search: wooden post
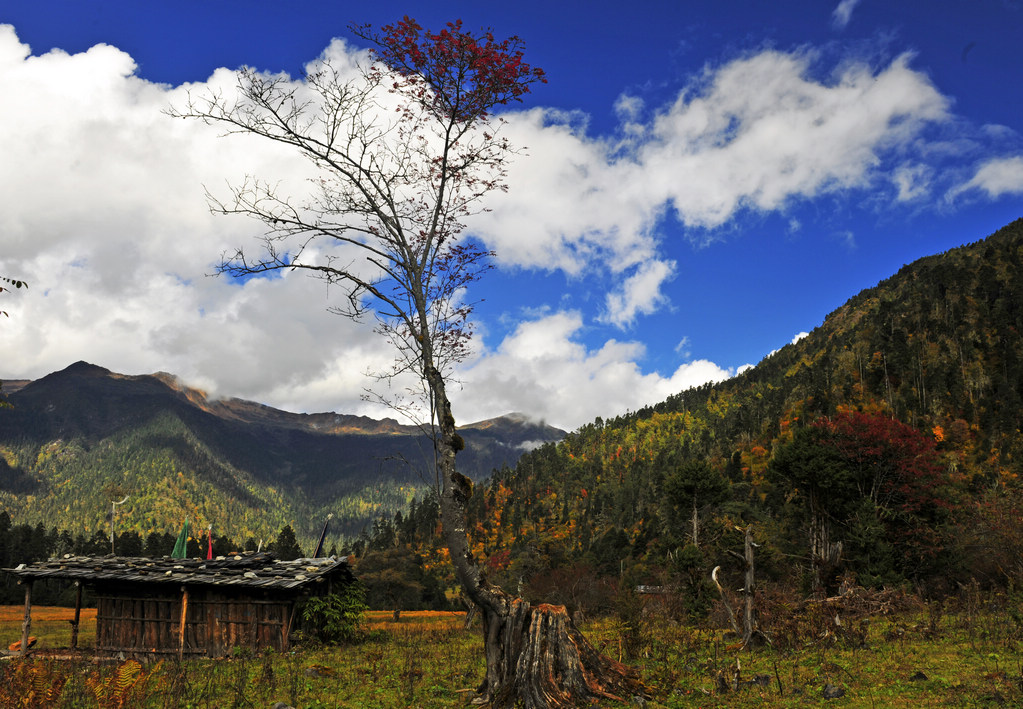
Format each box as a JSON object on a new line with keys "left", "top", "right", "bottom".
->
{"left": 20, "top": 579, "right": 32, "bottom": 657}
{"left": 178, "top": 586, "right": 189, "bottom": 660}
{"left": 711, "top": 566, "right": 741, "bottom": 637}
{"left": 283, "top": 601, "right": 297, "bottom": 651}
{"left": 70, "top": 581, "right": 83, "bottom": 649}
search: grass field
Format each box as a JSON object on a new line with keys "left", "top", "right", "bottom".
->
{"left": 0, "top": 593, "right": 1021, "bottom": 707}
{"left": 0, "top": 605, "right": 97, "bottom": 650}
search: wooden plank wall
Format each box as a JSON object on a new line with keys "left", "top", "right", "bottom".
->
{"left": 95, "top": 587, "right": 292, "bottom": 659}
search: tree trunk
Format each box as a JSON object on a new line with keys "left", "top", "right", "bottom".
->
{"left": 429, "top": 366, "right": 646, "bottom": 707}
{"left": 809, "top": 493, "right": 842, "bottom": 595}
{"left": 691, "top": 495, "right": 699, "bottom": 548}
{"left": 711, "top": 566, "right": 741, "bottom": 638}
{"left": 714, "top": 527, "right": 769, "bottom": 650}
{"left": 741, "top": 525, "right": 756, "bottom": 649}
{"left": 474, "top": 598, "right": 643, "bottom": 708}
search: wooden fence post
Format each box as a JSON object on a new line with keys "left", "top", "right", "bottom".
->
{"left": 20, "top": 579, "right": 33, "bottom": 657}
{"left": 70, "top": 581, "right": 82, "bottom": 649}
{"left": 178, "top": 586, "right": 189, "bottom": 660}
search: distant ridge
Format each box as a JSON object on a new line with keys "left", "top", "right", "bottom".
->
{"left": 0, "top": 362, "right": 565, "bottom": 544}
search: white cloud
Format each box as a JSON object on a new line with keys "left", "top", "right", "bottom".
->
{"left": 0, "top": 26, "right": 383, "bottom": 416}
{"left": 472, "top": 49, "right": 951, "bottom": 325}
{"left": 614, "top": 93, "right": 644, "bottom": 123}
{"left": 834, "top": 230, "right": 857, "bottom": 250}
{"left": 452, "top": 311, "right": 734, "bottom": 429}
{"left": 892, "top": 163, "right": 933, "bottom": 201}
{"left": 602, "top": 258, "right": 676, "bottom": 327}
{"left": 482, "top": 52, "right": 951, "bottom": 248}
{"left": 831, "top": 0, "right": 861, "bottom": 30}
{"left": 950, "top": 156, "right": 1023, "bottom": 198}
{"left": 472, "top": 108, "right": 663, "bottom": 277}
{"left": 639, "top": 51, "right": 950, "bottom": 229}
{"left": 764, "top": 331, "right": 810, "bottom": 360}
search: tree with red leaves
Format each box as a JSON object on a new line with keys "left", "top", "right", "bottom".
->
{"left": 172, "top": 17, "right": 644, "bottom": 707}
{"left": 819, "top": 410, "right": 952, "bottom": 582}
{"left": 771, "top": 410, "right": 952, "bottom": 591}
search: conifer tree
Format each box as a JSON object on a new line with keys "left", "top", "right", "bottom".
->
{"left": 272, "top": 524, "right": 304, "bottom": 560}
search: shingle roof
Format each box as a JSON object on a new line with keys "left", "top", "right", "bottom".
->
{"left": 4, "top": 551, "right": 353, "bottom": 592}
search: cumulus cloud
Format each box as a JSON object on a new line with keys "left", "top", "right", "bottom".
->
{"left": 831, "top": 0, "right": 861, "bottom": 30}
{"left": 472, "top": 108, "right": 663, "bottom": 276}
{"left": 452, "top": 311, "right": 735, "bottom": 429}
{"left": 602, "top": 258, "right": 676, "bottom": 327}
{"left": 0, "top": 26, "right": 375, "bottom": 410}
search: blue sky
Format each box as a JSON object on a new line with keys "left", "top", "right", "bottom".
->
{"left": 1, "top": 1, "right": 1021, "bottom": 430}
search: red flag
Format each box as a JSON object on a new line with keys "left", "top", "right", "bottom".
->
{"left": 206, "top": 526, "right": 214, "bottom": 560}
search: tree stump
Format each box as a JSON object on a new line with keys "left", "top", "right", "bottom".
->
{"left": 474, "top": 598, "right": 646, "bottom": 708}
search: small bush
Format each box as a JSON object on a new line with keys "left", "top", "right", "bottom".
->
{"left": 301, "top": 582, "right": 368, "bottom": 644}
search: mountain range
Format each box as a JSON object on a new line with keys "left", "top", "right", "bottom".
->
{"left": 0, "top": 362, "right": 564, "bottom": 545}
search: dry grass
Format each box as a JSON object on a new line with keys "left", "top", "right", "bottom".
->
{"left": 364, "top": 610, "right": 463, "bottom": 633}
{"left": 0, "top": 606, "right": 97, "bottom": 651}
{"left": 0, "top": 606, "right": 97, "bottom": 624}
{"left": 0, "top": 599, "right": 1021, "bottom": 707}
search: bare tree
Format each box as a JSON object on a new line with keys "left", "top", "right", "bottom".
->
{"left": 171, "top": 17, "right": 644, "bottom": 707}
{"left": 0, "top": 276, "right": 27, "bottom": 409}
{"left": 0, "top": 276, "right": 27, "bottom": 320}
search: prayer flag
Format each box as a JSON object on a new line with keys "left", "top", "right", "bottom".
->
{"left": 171, "top": 519, "right": 189, "bottom": 559}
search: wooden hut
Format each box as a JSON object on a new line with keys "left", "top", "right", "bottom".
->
{"left": 4, "top": 551, "right": 355, "bottom": 660}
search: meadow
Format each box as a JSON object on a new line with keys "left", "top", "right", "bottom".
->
{"left": 0, "top": 589, "right": 1021, "bottom": 708}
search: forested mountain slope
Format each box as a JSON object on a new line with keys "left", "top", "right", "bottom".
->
{"left": 0, "top": 362, "right": 564, "bottom": 545}
{"left": 449, "top": 218, "right": 1023, "bottom": 605}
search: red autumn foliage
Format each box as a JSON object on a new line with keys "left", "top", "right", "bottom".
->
{"left": 355, "top": 16, "right": 546, "bottom": 124}
{"left": 813, "top": 410, "right": 950, "bottom": 517}
{"left": 812, "top": 410, "right": 954, "bottom": 569}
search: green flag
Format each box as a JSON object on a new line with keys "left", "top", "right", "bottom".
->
{"left": 171, "top": 519, "right": 189, "bottom": 559}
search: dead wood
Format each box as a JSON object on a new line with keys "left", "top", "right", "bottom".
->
{"left": 474, "top": 598, "right": 647, "bottom": 708}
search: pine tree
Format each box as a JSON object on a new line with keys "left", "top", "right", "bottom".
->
{"left": 272, "top": 524, "right": 304, "bottom": 559}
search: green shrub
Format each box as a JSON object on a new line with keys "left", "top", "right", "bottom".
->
{"left": 301, "top": 582, "right": 368, "bottom": 643}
